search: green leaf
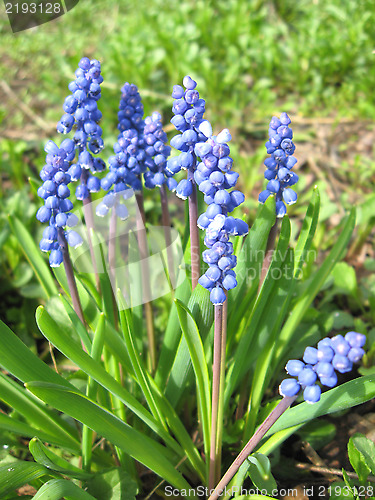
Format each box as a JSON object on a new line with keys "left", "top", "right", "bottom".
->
{"left": 33, "top": 478, "right": 97, "bottom": 500}
{"left": 266, "top": 375, "right": 375, "bottom": 438}
{"left": 329, "top": 480, "right": 355, "bottom": 500}
{"left": 230, "top": 196, "right": 276, "bottom": 320}
{"left": 85, "top": 467, "right": 138, "bottom": 500}
{"left": 35, "top": 306, "right": 183, "bottom": 456}
{"left": 348, "top": 433, "right": 375, "bottom": 479}
{"left": 294, "top": 188, "right": 320, "bottom": 277}
{"left": 8, "top": 216, "right": 57, "bottom": 299}
{"left": 274, "top": 208, "right": 356, "bottom": 365}
{"left": 0, "top": 319, "right": 80, "bottom": 451}
{"left": 117, "top": 292, "right": 167, "bottom": 428}
{"left": 165, "top": 284, "right": 213, "bottom": 407}
{"left": 0, "top": 372, "right": 79, "bottom": 453}
{"left": 246, "top": 453, "right": 277, "bottom": 494}
{"left": 26, "top": 382, "right": 192, "bottom": 491}
{"left": 332, "top": 262, "right": 358, "bottom": 296}
{"left": 59, "top": 294, "right": 92, "bottom": 351}
{"left": 0, "top": 411, "right": 75, "bottom": 453}
{"left": 297, "top": 420, "right": 336, "bottom": 450}
{"left": 29, "top": 438, "right": 93, "bottom": 480}
{"left": 0, "top": 461, "right": 53, "bottom": 497}
{"left": 243, "top": 247, "right": 295, "bottom": 441}
{"left": 155, "top": 277, "right": 191, "bottom": 388}
{"left": 225, "top": 216, "right": 291, "bottom": 406}
{"left": 174, "top": 298, "right": 211, "bottom": 464}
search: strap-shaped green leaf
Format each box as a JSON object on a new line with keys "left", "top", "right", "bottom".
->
{"left": 225, "top": 216, "right": 291, "bottom": 406}
{"left": 33, "top": 478, "right": 97, "bottom": 500}
{"left": 174, "top": 299, "right": 211, "bottom": 466}
{"left": 35, "top": 306, "right": 183, "bottom": 457}
{"left": 243, "top": 248, "right": 295, "bottom": 441}
{"left": 26, "top": 382, "right": 192, "bottom": 492}
{"left": 0, "top": 372, "right": 79, "bottom": 452}
{"left": 8, "top": 216, "right": 57, "bottom": 300}
{"left": 29, "top": 437, "right": 93, "bottom": 480}
{"left": 0, "top": 318, "right": 80, "bottom": 449}
{"left": 165, "top": 284, "right": 213, "bottom": 407}
{"left": 0, "top": 412, "right": 79, "bottom": 452}
{"left": 0, "top": 461, "right": 55, "bottom": 497}
{"left": 294, "top": 187, "right": 320, "bottom": 276}
{"left": 229, "top": 196, "right": 276, "bottom": 330}
{"left": 266, "top": 375, "right": 375, "bottom": 437}
{"left": 274, "top": 207, "right": 356, "bottom": 364}
{"left": 155, "top": 277, "right": 191, "bottom": 388}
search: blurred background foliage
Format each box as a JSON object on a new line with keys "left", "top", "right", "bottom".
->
{"left": 1, "top": 0, "right": 375, "bottom": 350}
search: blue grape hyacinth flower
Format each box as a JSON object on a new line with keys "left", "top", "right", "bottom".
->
{"left": 36, "top": 139, "right": 83, "bottom": 267}
{"left": 57, "top": 57, "right": 105, "bottom": 201}
{"left": 168, "top": 76, "right": 213, "bottom": 200}
{"left": 279, "top": 332, "right": 366, "bottom": 404}
{"left": 259, "top": 113, "right": 298, "bottom": 218}
{"left": 143, "top": 112, "right": 176, "bottom": 192}
{"left": 195, "top": 129, "right": 248, "bottom": 305}
{"left": 96, "top": 83, "right": 150, "bottom": 219}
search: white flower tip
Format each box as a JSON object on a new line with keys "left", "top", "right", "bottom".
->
{"left": 198, "top": 120, "right": 213, "bottom": 138}
{"left": 217, "top": 129, "right": 232, "bottom": 144}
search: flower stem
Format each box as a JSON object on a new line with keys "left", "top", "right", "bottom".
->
{"left": 188, "top": 169, "right": 200, "bottom": 289}
{"left": 160, "top": 184, "right": 175, "bottom": 286}
{"left": 108, "top": 210, "right": 119, "bottom": 330}
{"left": 108, "top": 209, "right": 117, "bottom": 278}
{"left": 209, "top": 304, "right": 224, "bottom": 491}
{"left": 207, "top": 395, "right": 297, "bottom": 500}
{"left": 57, "top": 228, "right": 85, "bottom": 325}
{"left": 258, "top": 220, "right": 280, "bottom": 292}
{"left": 81, "top": 169, "right": 100, "bottom": 291}
{"left": 135, "top": 192, "right": 156, "bottom": 375}
{"left": 215, "top": 297, "right": 228, "bottom": 482}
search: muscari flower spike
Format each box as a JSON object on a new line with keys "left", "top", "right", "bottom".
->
{"left": 168, "top": 75, "right": 213, "bottom": 199}
{"left": 36, "top": 139, "right": 83, "bottom": 267}
{"left": 259, "top": 113, "right": 298, "bottom": 218}
{"left": 57, "top": 57, "right": 106, "bottom": 201}
{"left": 195, "top": 129, "right": 249, "bottom": 305}
{"left": 96, "top": 83, "right": 151, "bottom": 219}
{"left": 279, "top": 332, "right": 366, "bottom": 404}
{"left": 143, "top": 112, "right": 176, "bottom": 192}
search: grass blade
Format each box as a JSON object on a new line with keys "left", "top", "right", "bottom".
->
{"left": 8, "top": 216, "right": 57, "bottom": 299}
{"left": 0, "top": 461, "right": 54, "bottom": 497}
{"left": 265, "top": 375, "right": 375, "bottom": 437}
{"left": 174, "top": 298, "right": 211, "bottom": 470}
{"left": 33, "top": 478, "right": 97, "bottom": 500}
{"left": 29, "top": 437, "right": 93, "bottom": 480}
{"left": 35, "top": 306, "right": 183, "bottom": 456}
{"left": 26, "top": 382, "right": 192, "bottom": 492}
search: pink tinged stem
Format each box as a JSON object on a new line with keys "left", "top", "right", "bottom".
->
{"left": 135, "top": 192, "right": 156, "bottom": 374}
{"left": 258, "top": 220, "right": 280, "bottom": 292}
{"left": 208, "top": 395, "right": 297, "bottom": 500}
{"left": 209, "top": 304, "right": 224, "bottom": 491}
{"left": 188, "top": 169, "right": 200, "bottom": 289}
{"left": 57, "top": 228, "right": 85, "bottom": 325}
{"left": 80, "top": 169, "right": 100, "bottom": 291}
{"left": 160, "top": 184, "right": 175, "bottom": 286}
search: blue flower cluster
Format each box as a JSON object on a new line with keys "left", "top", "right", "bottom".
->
{"left": 279, "top": 332, "right": 366, "bottom": 404}
{"left": 57, "top": 57, "right": 105, "bottom": 201}
{"left": 195, "top": 129, "right": 249, "bottom": 305}
{"left": 167, "top": 75, "right": 212, "bottom": 200}
{"left": 143, "top": 112, "right": 176, "bottom": 191}
{"left": 96, "top": 83, "right": 149, "bottom": 219}
{"left": 259, "top": 113, "right": 298, "bottom": 218}
{"left": 36, "top": 140, "right": 82, "bottom": 267}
